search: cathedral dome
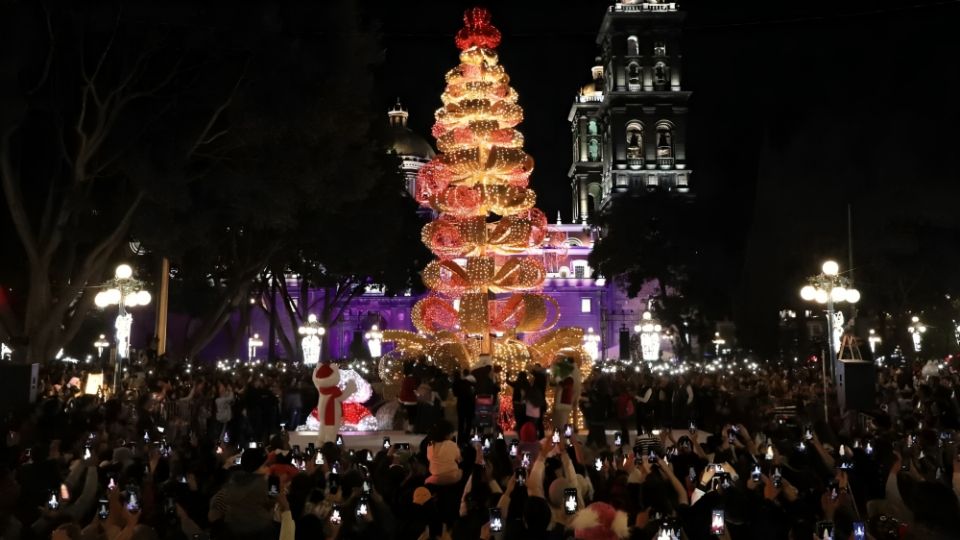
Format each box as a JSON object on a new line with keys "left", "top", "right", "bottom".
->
{"left": 386, "top": 101, "right": 435, "bottom": 160}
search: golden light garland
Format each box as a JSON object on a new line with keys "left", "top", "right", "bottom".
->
{"left": 382, "top": 7, "right": 589, "bottom": 404}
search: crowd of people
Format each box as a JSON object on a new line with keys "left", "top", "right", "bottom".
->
{"left": 1, "top": 354, "right": 959, "bottom": 540}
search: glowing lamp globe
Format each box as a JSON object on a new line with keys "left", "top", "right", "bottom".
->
{"left": 105, "top": 288, "right": 122, "bottom": 305}
{"left": 814, "top": 289, "right": 829, "bottom": 304}
{"left": 830, "top": 287, "right": 847, "bottom": 303}
{"left": 821, "top": 260, "right": 839, "bottom": 276}
{"left": 845, "top": 288, "right": 861, "bottom": 304}
{"left": 115, "top": 264, "right": 133, "bottom": 280}
{"left": 800, "top": 285, "right": 816, "bottom": 301}
{"left": 94, "top": 291, "right": 110, "bottom": 308}
{"left": 135, "top": 290, "right": 152, "bottom": 306}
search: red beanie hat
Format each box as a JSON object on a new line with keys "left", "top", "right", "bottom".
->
{"left": 571, "top": 502, "right": 629, "bottom": 540}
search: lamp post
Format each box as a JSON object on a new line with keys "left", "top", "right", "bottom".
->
{"left": 799, "top": 260, "right": 860, "bottom": 383}
{"left": 298, "top": 314, "right": 325, "bottom": 365}
{"left": 247, "top": 333, "right": 263, "bottom": 363}
{"left": 94, "top": 264, "right": 152, "bottom": 394}
{"left": 582, "top": 327, "right": 601, "bottom": 363}
{"left": 712, "top": 332, "right": 726, "bottom": 358}
{"left": 867, "top": 329, "right": 882, "bottom": 355}
{"left": 365, "top": 324, "right": 383, "bottom": 358}
{"left": 634, "top": 311, "right": 662, "bottom": 362}
{"left": 94, "top": 334, "right": 110, "bottom": 359}
{"left": 907, "top": 316, "right": 926, "bottom": 353}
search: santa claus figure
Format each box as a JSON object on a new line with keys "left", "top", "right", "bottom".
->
{"left": 550, "top": 356, "right": 582, "bottom": 431}
{"left": 312, "top": 360, "right": 356, "bottom": 444}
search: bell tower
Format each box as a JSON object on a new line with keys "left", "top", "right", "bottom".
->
{"left": 569, "top": 0, "right": 692, "bottom": 223}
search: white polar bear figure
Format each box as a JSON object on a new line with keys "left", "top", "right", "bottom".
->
{"left": 312, "top": 361, "right": 356, "bottom": 444}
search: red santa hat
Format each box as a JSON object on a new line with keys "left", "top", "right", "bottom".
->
{"left": 314, "top": 362, "right": 334, "bottom": 379}
{"left": 571, "top": 502, "right": 629, "bottom": 540}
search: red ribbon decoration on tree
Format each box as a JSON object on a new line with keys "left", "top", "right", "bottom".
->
{"left": 455, "top": 7, "right": 502, "bottom": 50}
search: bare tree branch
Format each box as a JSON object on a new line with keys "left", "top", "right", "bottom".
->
{"left": 0, "top": 128, "right": 40, "bottom": 264}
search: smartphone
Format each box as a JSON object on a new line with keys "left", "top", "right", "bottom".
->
{"left": 222, "top": 431, "right": 231, "bottom": 444}
{"left": 233, "top": 454, "right": 242, "bottom": 466}
{"left": 804, "top": 426, "right": 813, "bottom": 441}
{"left": 179, "top": 474, "right": 188, "bottom": 484}
{"left": 157, "top": 426, "right": 165, "bottom": 434}
{"left": 330, "top": 505, "right": 342, "bottom": 524}
{"left": 595, "top": 457, "right": 603, "bottom": 471}
{"left": 336, "top": 435, "right": 344, "bottom": 447}
{"left": 773, "top": 470, "right": 783, "bottom": 488}
{"left": 563, "top": 487, "right": 578, "bottom": 515}
{"left": 710, "top": 509, "right": 725, "bottom": 535}
{"left": 143, "top": 431, "right": 151, "bottom": 443}
{"left": 291, "top": 445, "right": 301, "bottom": 458}
{"left": 97, "top": 498, "right": 109, "bottom": 519}
{"left": 482, "top": 436, "right": 492, "bottom": 454}
{"left": 865, "top": 442, "right": 874, "bottom": 455}
{"left": 356, "top": 495, "right": 370, "bottom": 518}
{"left": 751, "top": 465, "right": 761, "bottom": 482}
{"left": 521, "top": 452, "right": 531, "bottom": 469}
{"left": 164, "top": 496, "right": 176, "bottom": 516}
{"left": 552, "top": 431, "right": 560, "bottom": 445}
{"left": 900, "top": 461, "right": 910, "bottom": 472}
{"left": 765, "top": 445, "right": 774, "bottom": 461}
{"left": 688, "top": 467, "right": 697, "bottom": 482}
{"left": 362, "top": 479, "right": 372, "bottom": 494}
{"left": 307, "top": 442, "right": 315, "bottom": 454}
{"left": 830, "top": 487, "right": 839, "bottom": 501}
{"left": 613, "top": 432, "right": 622, "bottom": 447}
{"left": 907, "top": 434, "right": 917, "bottom": 448}
{"left": 315, "top": 452, "right": 324, "bottom": 465}
{"left": 83, "top": 445, "right": 92, "bottom": 460}
{"left": 516, "top": 467, "right": 526, "bottom": 486}
{"left": 383, "top": 437, "right": 391, "bottom": 450}
{"left": 107, "top": 476, "right": 117, "bottom": 491}
{"left": 328, "top": 473, "right": 339, "bottom": 494}
{"left": 267, "top": 475, "right": 280, "bottom": 497}
{"left": 648, "top": 450, "right": 658, "bottom": 464}
{"left": 60, "top": 483, "right": 70, "bottom": 502}
{"left": 509, "top": 439, "right": 518, "bottom": 458}
{"left": 46, "top": 491, "right": 60, "bottom": 510}
{"left": 248, "top": 441, "right": 258, "bottom": 449}
{"left": 489, "top": 508, "right": 503, "bottom": 532}
{"left": 471, "top": 432, "right": 481, "bottom": 444}
{"left": 331, "top": 461, "right": 340, "bottom": 475}
{"left": 564, "top": 424, "right": 573, "bottom": 438}
{"left": 816, "top": 521, "right": 835, "bottom": 540}
{"left": 126, "top": 489, "right": 141, "bottom": 513}
{"left": 853, "top": 521, "right": 865, "bottom": 540}
{"left": 713, "top": 463, "right": 724, "bottom": 474}
{"left": 689, "top": 421, "right": 697, "bottom": 434}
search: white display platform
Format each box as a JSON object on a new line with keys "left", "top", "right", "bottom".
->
{"left": 287, "top": 428, "right": 708, "bottom": 452}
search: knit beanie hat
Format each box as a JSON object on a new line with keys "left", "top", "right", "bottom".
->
{"left": 571, "top": 502, "right": 629, "bottom": 540}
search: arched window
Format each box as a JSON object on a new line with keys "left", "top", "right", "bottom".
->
{"left": 654, "top": 62, "right": 668, "bottom": 89}
{"left": 654, "top": 41, "right": 666, "bottom": 56}
{"left": 627, "top": 62, "right": 642, "bottom": 91}
{"left": 626, "top": 121, "right": 644, "bottom": 168}
{"left": 656, "top": 122, "right": 674, "bottom": 166}
{"left": 587, "top": 119, "right": 601, "bottom": 161}
{"left": 627, "top": 35, "right": 639, "bottom": 56}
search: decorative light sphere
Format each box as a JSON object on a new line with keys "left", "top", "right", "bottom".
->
{"left": 318, "top": 326, "right": 326, "bottom": 336}
{"left": 115, "top": 264, "right": 133, "bottom": 280}
{"left": 94, "top": 291, "right": 110, "bottom": 308}
{"left": 105, "top": 288, "right": 122, "bottom": 305}
{"left": 830, "top": 286, "right": 847, "bottom": 303}
{"left": 911, "top": 316, "right": 920, "bottom": 323}
{"left": 821, "top": 260, "right": 839, "bottom": 276}
{"left": 135, "top": 290, "right": 152, "bottom": 306}
{"left": 800, "top": 285, "right": 816, "bottom": 301}
{"left": 845, "top": 288, "right": 861, "bottom": 304}
{"left": 307, "top": 313, "right": 318, "bottom": 324}
{"left": 814, "top": 289, "right": 829, "bottom": 304}
{"left": 642, "top": 311, "right": 652, "bottom": 320}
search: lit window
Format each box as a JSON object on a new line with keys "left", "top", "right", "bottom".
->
{"left": 654, "top": 42, "right": 666, "bottom": 56}
{"left": 627, "top": 36, "right": 639, "bottom": 56}
{"left": 581, "top": 298, "right": 592, "bottom": 313}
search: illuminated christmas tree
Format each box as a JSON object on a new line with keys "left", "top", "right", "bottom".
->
{"left": 383, "top": 8, "right": 586, "bottom": 416}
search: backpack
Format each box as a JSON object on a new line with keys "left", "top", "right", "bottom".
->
{"left": 617, "top": 394, "right": 635, "bottom": 419}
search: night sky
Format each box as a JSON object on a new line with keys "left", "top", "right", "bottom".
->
{"left": 366, "top": 0, "right": 960, "bottom": 348}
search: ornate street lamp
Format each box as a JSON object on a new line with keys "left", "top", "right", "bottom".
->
{"left": 94, "top": 264, "right": 151, "bottom": 393}
{"left": 247, "top": 333, "right": 263, "bottom": 363}
{"left": 298, "top": 314, "right": 325, "bottom": 365}
{"left": 867, "top": 329, "right": 882, "bottom": 355}
{"left": 712, "top": 332, "right": 726, "bottom": 358}
{"left": 799, "top": 260, "right": 860, "bottom": 380}
{"left": 907, "top": 316, "right": 927, "bottom": 353}
{"left": 94, "top": 334, "right": 110, "bottom": 359}
{"left": 582, "top": 327, "right": 601, "bottom": 362}
{"left": 365, "top": 324, "right": 383, "bottom": 358}
{"left": 634, "top": 311, "right": 662, "bottom": 362}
